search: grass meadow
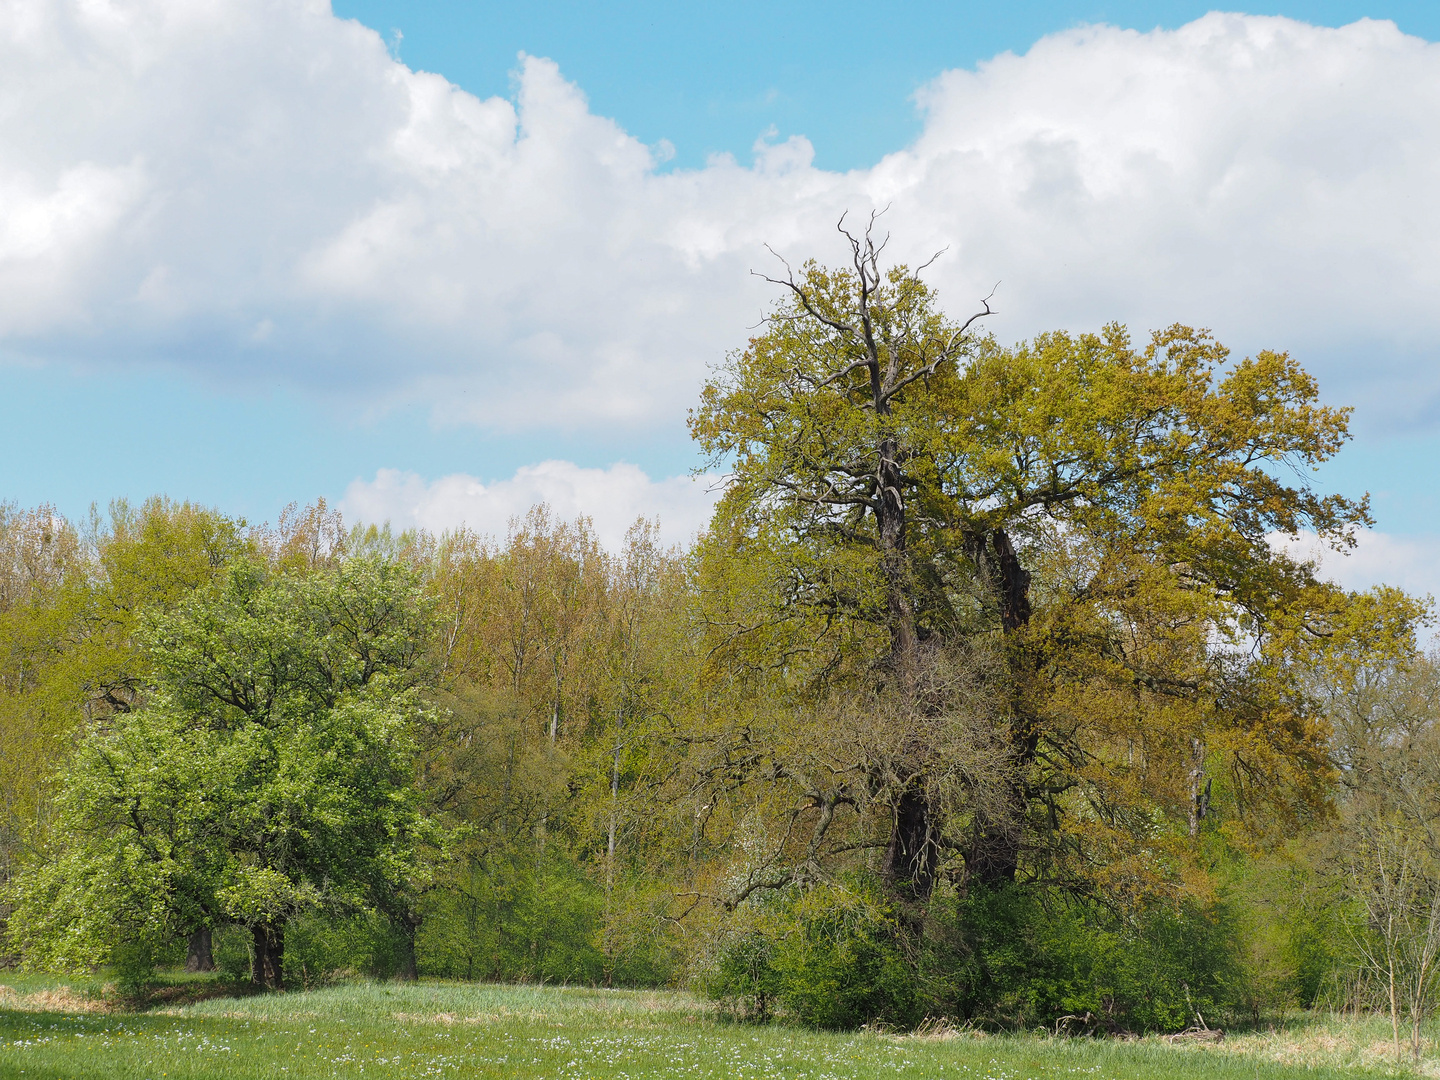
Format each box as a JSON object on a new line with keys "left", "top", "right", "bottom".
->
{"left": 0, "top": 976, "right": 1431, "bottom": 1079}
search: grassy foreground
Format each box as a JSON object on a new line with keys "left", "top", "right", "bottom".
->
{"left": 0, "top": 977, "right": 1424, "bottom": 1079}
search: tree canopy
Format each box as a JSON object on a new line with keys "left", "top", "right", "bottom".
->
{"left": 8, "top": 555, "right": 438, "bottom": 988}
{"left": 687, "top": 220, "right": 1409, "bottom": 911}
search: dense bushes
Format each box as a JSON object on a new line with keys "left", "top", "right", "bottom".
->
{"left": 417, "top": 851, "right": 674, "bottom": 988}
{"left": 93, "top": 859, "right": 1344, "bottom": 1029}
{"left": 930, "top": 885, "right": 1244, "bottom": 1032}
{"left": 703, "top": 885, "right": 918, "bottom": 1029}
{"left": 702, "top": 880, "right": 1274, "bottom": 1033}
{"left": 175, "top": 853, "right": 674, "bottom": 990}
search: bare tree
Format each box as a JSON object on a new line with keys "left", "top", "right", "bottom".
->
{"left": 1344, "top": 803, "right": 1440, "bottom": 1063}
{"left": 1332, "top": 656, "right": 1440, "bottom": 1062}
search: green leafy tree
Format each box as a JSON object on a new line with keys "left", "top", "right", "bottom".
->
{"left": 7, "top": 556, "right": 439, "bottom": 988}
{"left": 0, "top": 498, "right": 249, "bottom": 966}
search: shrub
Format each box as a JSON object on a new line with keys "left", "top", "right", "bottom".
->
{"left": 285, "top": 912, "right": 412, "bottom": 987}
{"left": 109, "top": 938, "right": 159, "bottom": 993}
{"left": 929, "top": 884, "right": 1245, "bottom": 1033}
{"left": 771, "top": 889, "right": 919, "bottom": 1029}
{"left": 703, "top": 932, "right": 779, "bottom": 1021}
{"left": 417, "top": 850, "right": 609, "bottom": 984}
{"left": 700, "top": 883, "right": 921, "bottom": 1030}
{"left": 213, "top": 924, "right": 253, "bottom": 982}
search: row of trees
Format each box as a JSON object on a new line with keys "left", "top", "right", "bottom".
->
{"left": 1, "top": 224, "right": 1436, "bottom": 1034}
{"left": 0, "top": 499, "right": 689, "bottom": 989}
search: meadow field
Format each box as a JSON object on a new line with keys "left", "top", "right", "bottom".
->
{"left": 0, "top": 976, "right": 1427, "bottom": 1080}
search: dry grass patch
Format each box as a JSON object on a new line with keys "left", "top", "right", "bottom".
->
{"left": 391, "top": 1006, "right": 550, "bottom": 1025}
{"left": 891, "top": 1016, "right": 988, "bottom": 1042}
{"left": 0, "top": 983, "right": 110, "bottom": 1013}
{"left": 1155, "top": 1013, "right": 1440, "bottom": 1077}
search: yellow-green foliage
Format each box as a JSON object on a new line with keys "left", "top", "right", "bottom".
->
{"left": 0, "top": 499, "right": 250, "bottom": 900}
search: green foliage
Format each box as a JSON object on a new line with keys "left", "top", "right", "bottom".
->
{"left": 770, "top": 889, "right": 920, "bottom": 1030}
{"left": 0, "top": 504, "right": 241, "bottom": 898}
{"left": 418, "top": 850, "right": 603, "bottom": 983}
{"left": 1288, "top": 904, "right": 1345, "bottom": 1009}
{"left": 108, "top": 939, "right": 163, "bottom": 993}
{"left": 4, "top": 555, "right": 441, "bottom": 987}
{"left": 285, "top": 912, "right": 415, "bottom": 987}
{"left": 702, "top": 885, "right": 919, "bottom": 1030}
{"left": 930, "top": 885, "right": 1246, "bottom": 1033}
{"left": 416, "top": 848, "right": 674, "bottom": 987}
{"left": 1207, "top": 843, "right": 1352, "bottom": 1019}
{"left": 213, "top": 924, "right": 254, "bottom": 983}
{"left": 703, "top": 932, "right": 780, "bottom": 1021}
{"left": 0, "top": 497, "right": 252, "bottom": 947}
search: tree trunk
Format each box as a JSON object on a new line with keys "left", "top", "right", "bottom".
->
{"left": 875, "top": 432, "right": 937, "bottom": 903}
{"left": 603, "top": 711, "right": 623, "bottom": 989}
{"left": 607, "top": 727, "right": 622, "bottom": 893}
{"left": 185, "top": 928, "right": 215, "bottom": 973}
{"left": 398, "top": 920, "right": 420, "bottom": 982}
{"left": 250, "top": 922, "right": 284, "bottom": 990}
{"left": 876, "top": 435, "right": 918, "bottom": 679}
{"left": 1388, "top": 919, "right": 1401, "bottom": 1060}
{"left": 538, "top": 657, "right": 563, "bottom": 858}
{"left": 964, "top": 527, "right": 1035, "bottom": 888}
{"left": 1187, "top": 738, "right": 1211, "bottom": 837}
{"left": 550, "top": 652, "right": 563, "bottom": 745}
{"left": 883, "top": 787, "right": 937, "bottom": 903}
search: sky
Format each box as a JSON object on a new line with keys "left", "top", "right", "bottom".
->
{"left": 1, "top": 0, "right": 1438, "bottom": 594}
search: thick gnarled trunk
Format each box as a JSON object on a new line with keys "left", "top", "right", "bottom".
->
{"left": 876, "top": 433, "right": 940, "bottom": 902}
{"left": 883, "top": 788, "right": 937, "bottom": 902}
{"left": 251, "top": 922, "right": 284, "bottom": 990}
{"left": 964, "top": 528, "right": 1036, "bottom": 888}
{"left": 185, "top": 928, "right": 215, "bottom": 972}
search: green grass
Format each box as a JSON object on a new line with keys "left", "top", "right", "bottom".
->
{"left": 0, "top": 978, "right": 1413, "bottom": 1079}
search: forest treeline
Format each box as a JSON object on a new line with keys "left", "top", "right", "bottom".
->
{"left": 4, "top": 234, "right": 1440, "bottom": 1047}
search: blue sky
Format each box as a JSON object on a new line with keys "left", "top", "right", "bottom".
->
{"left": 333, "top": 1, "right": 1440, "bottom": 171}
{"left": 1, "top": 0, "right": 1438, "bottom": 587}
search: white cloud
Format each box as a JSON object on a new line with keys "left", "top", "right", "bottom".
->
{"left": 339, "top": 461, "right": 722, "bottom": 551}
{"left": 2, "top": 6, "right": 1439, "bottom": 431}
{"left": 1271, "top": 530, "right": 1440, "bottom": 600}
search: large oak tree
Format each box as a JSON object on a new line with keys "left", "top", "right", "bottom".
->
{"left": 689, "top": 219, "right": 1383, "bottom": 907}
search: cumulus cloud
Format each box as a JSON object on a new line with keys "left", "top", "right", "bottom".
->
{"left": 2, "top": 5, "right": 1439, "bottom": 431}
{"left": 339, "top": 461, "right": 722, "bottom": 550}
{"left": 1272, "top": 530, "right": 1440, "bottom": 600}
